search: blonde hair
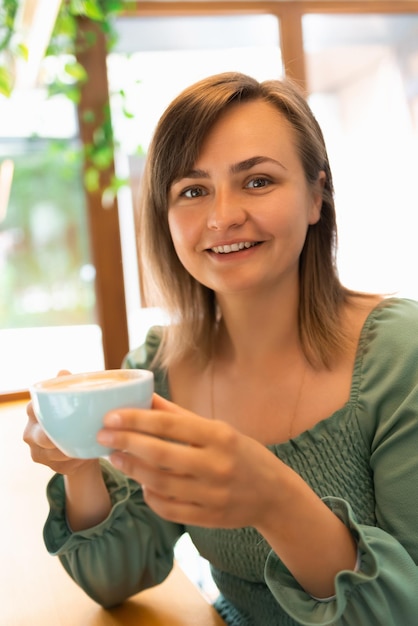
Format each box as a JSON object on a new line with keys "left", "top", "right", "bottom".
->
{"left": 138, "top": 72, "right": 358, "bottom": 369}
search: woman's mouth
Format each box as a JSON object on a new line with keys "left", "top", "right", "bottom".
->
{"left": 210, "top": 241, "right": 260, "bottom": 254}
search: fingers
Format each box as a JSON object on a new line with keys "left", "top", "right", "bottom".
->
{"left": 108, "top": 447, "right": 222, "bottom": 525}
{"left": 151, "top": 393, "right": 184, "bottom": 413}
{"left": 142, "top": 486, "right": 205, "bottom": 524}
{"left": 101, "top": 404, "right": 212, "bottom": 448}
{"left": 24, "top": 402, "right": 56, "bottom": 450}
{"left": 23, "top": 401, "right": 70, "bottom": 471}
{"left": 98, "top": 409, "right": 241, "bottom": 518}
{"left": 24, "top": 374, "right": 95, "bottom": 475}
{"left": 96, "top": 400, "right": 254, "bottom": 527}
{"left": 98, "top": 405, "right": 239, "bottom": 479}
{"left": 101, "top": 426, "right": 199, "bottom": 477}
{"left": 97, "top": 407, "right": 215, "bottom": 479}
{"left": 23, "top": 418, "right": 64, "bottom": 462}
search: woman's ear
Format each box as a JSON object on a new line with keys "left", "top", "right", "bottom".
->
{"left": 308, "top": 170, "right": 326, "bottom": 225}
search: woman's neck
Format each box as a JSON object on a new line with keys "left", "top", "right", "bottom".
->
{"left": 215, "top": 284, "right": 302, "bottom": 368}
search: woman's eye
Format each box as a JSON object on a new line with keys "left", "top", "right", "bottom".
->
{"left": 181, "top": 186, "right": 206, "bottom": 199}
{"left": 246, "top": 177, "right": 271, "bottom": 189}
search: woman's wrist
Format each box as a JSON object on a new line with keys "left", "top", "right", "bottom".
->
{"left": 64, "top": 460, "right": 112, "bottom": 531}
{"left": 254, "top": 465, "right": 358, "bottom": 598}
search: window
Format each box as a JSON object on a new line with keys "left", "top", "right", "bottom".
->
{"left": 303, "top": 13, "right": 418, "bottom": 298}
{"left": 0, "top": 87, "right": 103, "bottom": 393}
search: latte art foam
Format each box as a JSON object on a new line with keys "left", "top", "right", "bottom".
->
{"left": 37, "top": 370, "right": 145, "bottom": 392}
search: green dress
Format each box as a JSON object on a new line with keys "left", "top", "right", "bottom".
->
{"left": 44, "top": 298, "right": 418, "bottom": 625}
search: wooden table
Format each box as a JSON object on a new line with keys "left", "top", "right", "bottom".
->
{"left": 1, "top": 401, "right": 226, "bottom": 626}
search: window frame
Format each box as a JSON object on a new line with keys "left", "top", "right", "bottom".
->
{"left": 3, "top": 0, "right": 418, "bottom": 402}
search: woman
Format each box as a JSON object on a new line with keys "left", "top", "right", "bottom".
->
{"left": 24, "top": 72, "right": 418, "bottom": 625}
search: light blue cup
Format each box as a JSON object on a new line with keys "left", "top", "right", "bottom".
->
{"left": 30, "top": 369, "right": 154, "bottom": 459}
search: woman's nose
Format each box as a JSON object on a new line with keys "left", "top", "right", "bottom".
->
{"left": 207, "top": 188, "right": 247, "bottom": 230}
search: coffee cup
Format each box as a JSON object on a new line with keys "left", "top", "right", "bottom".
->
{"left": 30, "top": 369, "right": 154, "bottom": 459}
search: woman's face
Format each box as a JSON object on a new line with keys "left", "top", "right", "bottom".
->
{"left": 167, "top": 99, "right": 324, "bottom": 298}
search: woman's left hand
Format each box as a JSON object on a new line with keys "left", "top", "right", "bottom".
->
{"left": 97, "top": 393, "right": 281, "bottom": 528}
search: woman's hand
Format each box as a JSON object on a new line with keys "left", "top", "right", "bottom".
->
{"left": 23, "top": 371, "right": 98, "bottom": 477}
{"left": 97, "top": 394, "right": 358, "bottom": 598}
{"left": 97, "top": 393, "right": 280, "bottom": 529}
{"left": 23, "top": 401, "right": 98, "bottom": 475}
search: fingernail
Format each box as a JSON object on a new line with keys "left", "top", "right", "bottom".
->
{"left": 103, "top": 412, "right": 121, "bottom": 427}
{"left": 109, "top": 453, "right": 124, "bottom": 469}
{"left": 97, "top": 430, "right": 114, "bottom": 445}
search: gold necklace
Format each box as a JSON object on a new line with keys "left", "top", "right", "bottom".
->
{"left": 287, "top": 362, "right": 307, "bottom": 439}
{"left": 210, "top": 354, "right": 308, "bottom": 441}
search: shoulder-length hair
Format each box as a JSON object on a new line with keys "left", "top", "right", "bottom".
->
{"left": 137, "top": 72, "right": 357, "bottom": 369}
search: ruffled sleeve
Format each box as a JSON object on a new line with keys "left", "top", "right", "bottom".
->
{"left": 44, "top": 461, "right": 183, "bottom": 607}
{"left": 43, "top": 326, "right": 184, "bottom": 607}
{"left": 265, "top": 298, "right": 418, "bottom": 625}
{"left": 265, "top": 497, "right": 418, "bottom": 625}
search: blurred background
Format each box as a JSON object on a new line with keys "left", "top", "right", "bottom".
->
{"left": 1, "top": 0, "right": 418, "bottom": 396}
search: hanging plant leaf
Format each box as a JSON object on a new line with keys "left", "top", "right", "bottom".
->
{"left": 101, "top": 174, "right": 129, "bottom": 209}
{"left": 16, "top": 43, "right": 29, "bottom": 61}
{"left": 90, "top": 145, "right": 114, "bottom": 169}
{"left": 70, "top": 0, "right": 105, "bottom": 21}
{"left": 64, "top": 60, "right": 88, "bottom": 83}
{"left": 102, "top": 0, "right": 126, "bottom": 14}
{"left": 82, "top": 109, "right": 96, "bottom": 123}
{"left": 84, "top": 166, "right": 100, "bottom": 191}
{"left": 48, "top": 80, "right": 81, "bottom": 103}
{"left": 111, "top": 174, "right": 129, "bottom": 191}
{"left": 0, "top": 66, "right": 13, "bottom": 97}
{"left": 0, "top": 0, "right": 18, "bottom": 52}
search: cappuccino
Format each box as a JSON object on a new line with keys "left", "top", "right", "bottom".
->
{"left": 30, "top": 369, "right": 154, "bottom": 459}
{"left": 39, "top": 370, "right": 145, "bottom": 392}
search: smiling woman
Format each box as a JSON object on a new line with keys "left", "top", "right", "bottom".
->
{"left": 23, "top": 71, "right": 418, "bottom": 626}
{"left": 13, "top": 3, "right": 418, "bottom": 624}
{"left": 167, "top": 99, "right": 323, "bottom": 312}
{"left": 140, "top": 74, "right": 338, "bottom": 370}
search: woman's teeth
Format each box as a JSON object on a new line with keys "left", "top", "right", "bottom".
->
{"left": 211, "top": 242, "right": 258, "bottom": 254}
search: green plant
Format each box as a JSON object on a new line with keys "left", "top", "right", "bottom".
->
{"left": 47, "top": 0, "right": 124, "bottom": 99}
{"left": 0, "top": 0, "right": 27, "bottom": 97}
{"left": 47, "top": 0, "right": 130, "bottom": 200}
{"left": 1, "top": 0, "right": 135, "bottom": 201}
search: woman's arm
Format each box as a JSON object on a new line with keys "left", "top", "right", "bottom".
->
{"left": 45, "top": 461, "right": 184, "bottom": 608}
{"left": 98, "top": 391, "right": 418, "bottom": 623}
{"left": 265, "top": 495, "right": 418, "bottom": 626}
{"left": 97, "top": 396, "right": 357, "bottom": 596}
{"left": 264, "top": 378, "right": 418, "bottom": 624}
{"left": 254, "top": 465, "right": 358, "bottom": 599}
{"left": 63, "top": 461, "right": 112, "bottom": 531}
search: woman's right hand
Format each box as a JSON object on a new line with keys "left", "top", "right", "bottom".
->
{"left": 23, "top": 371, "right": 112, "bottom": 530}
{"left": 23, "top": 399, "right": 97, "bottom": 476}
{"left": 24, "top": 400, "right": 112, "bottom": 530}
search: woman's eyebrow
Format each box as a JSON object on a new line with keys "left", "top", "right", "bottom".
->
{"left": 174, "top": 168, "right": 209, "bottom": 182}
{"left": 173, "top": 156, "right": 286, "bottom": 184}
{"left": 230, "top": 156, "right": 287, "bottom": 173}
